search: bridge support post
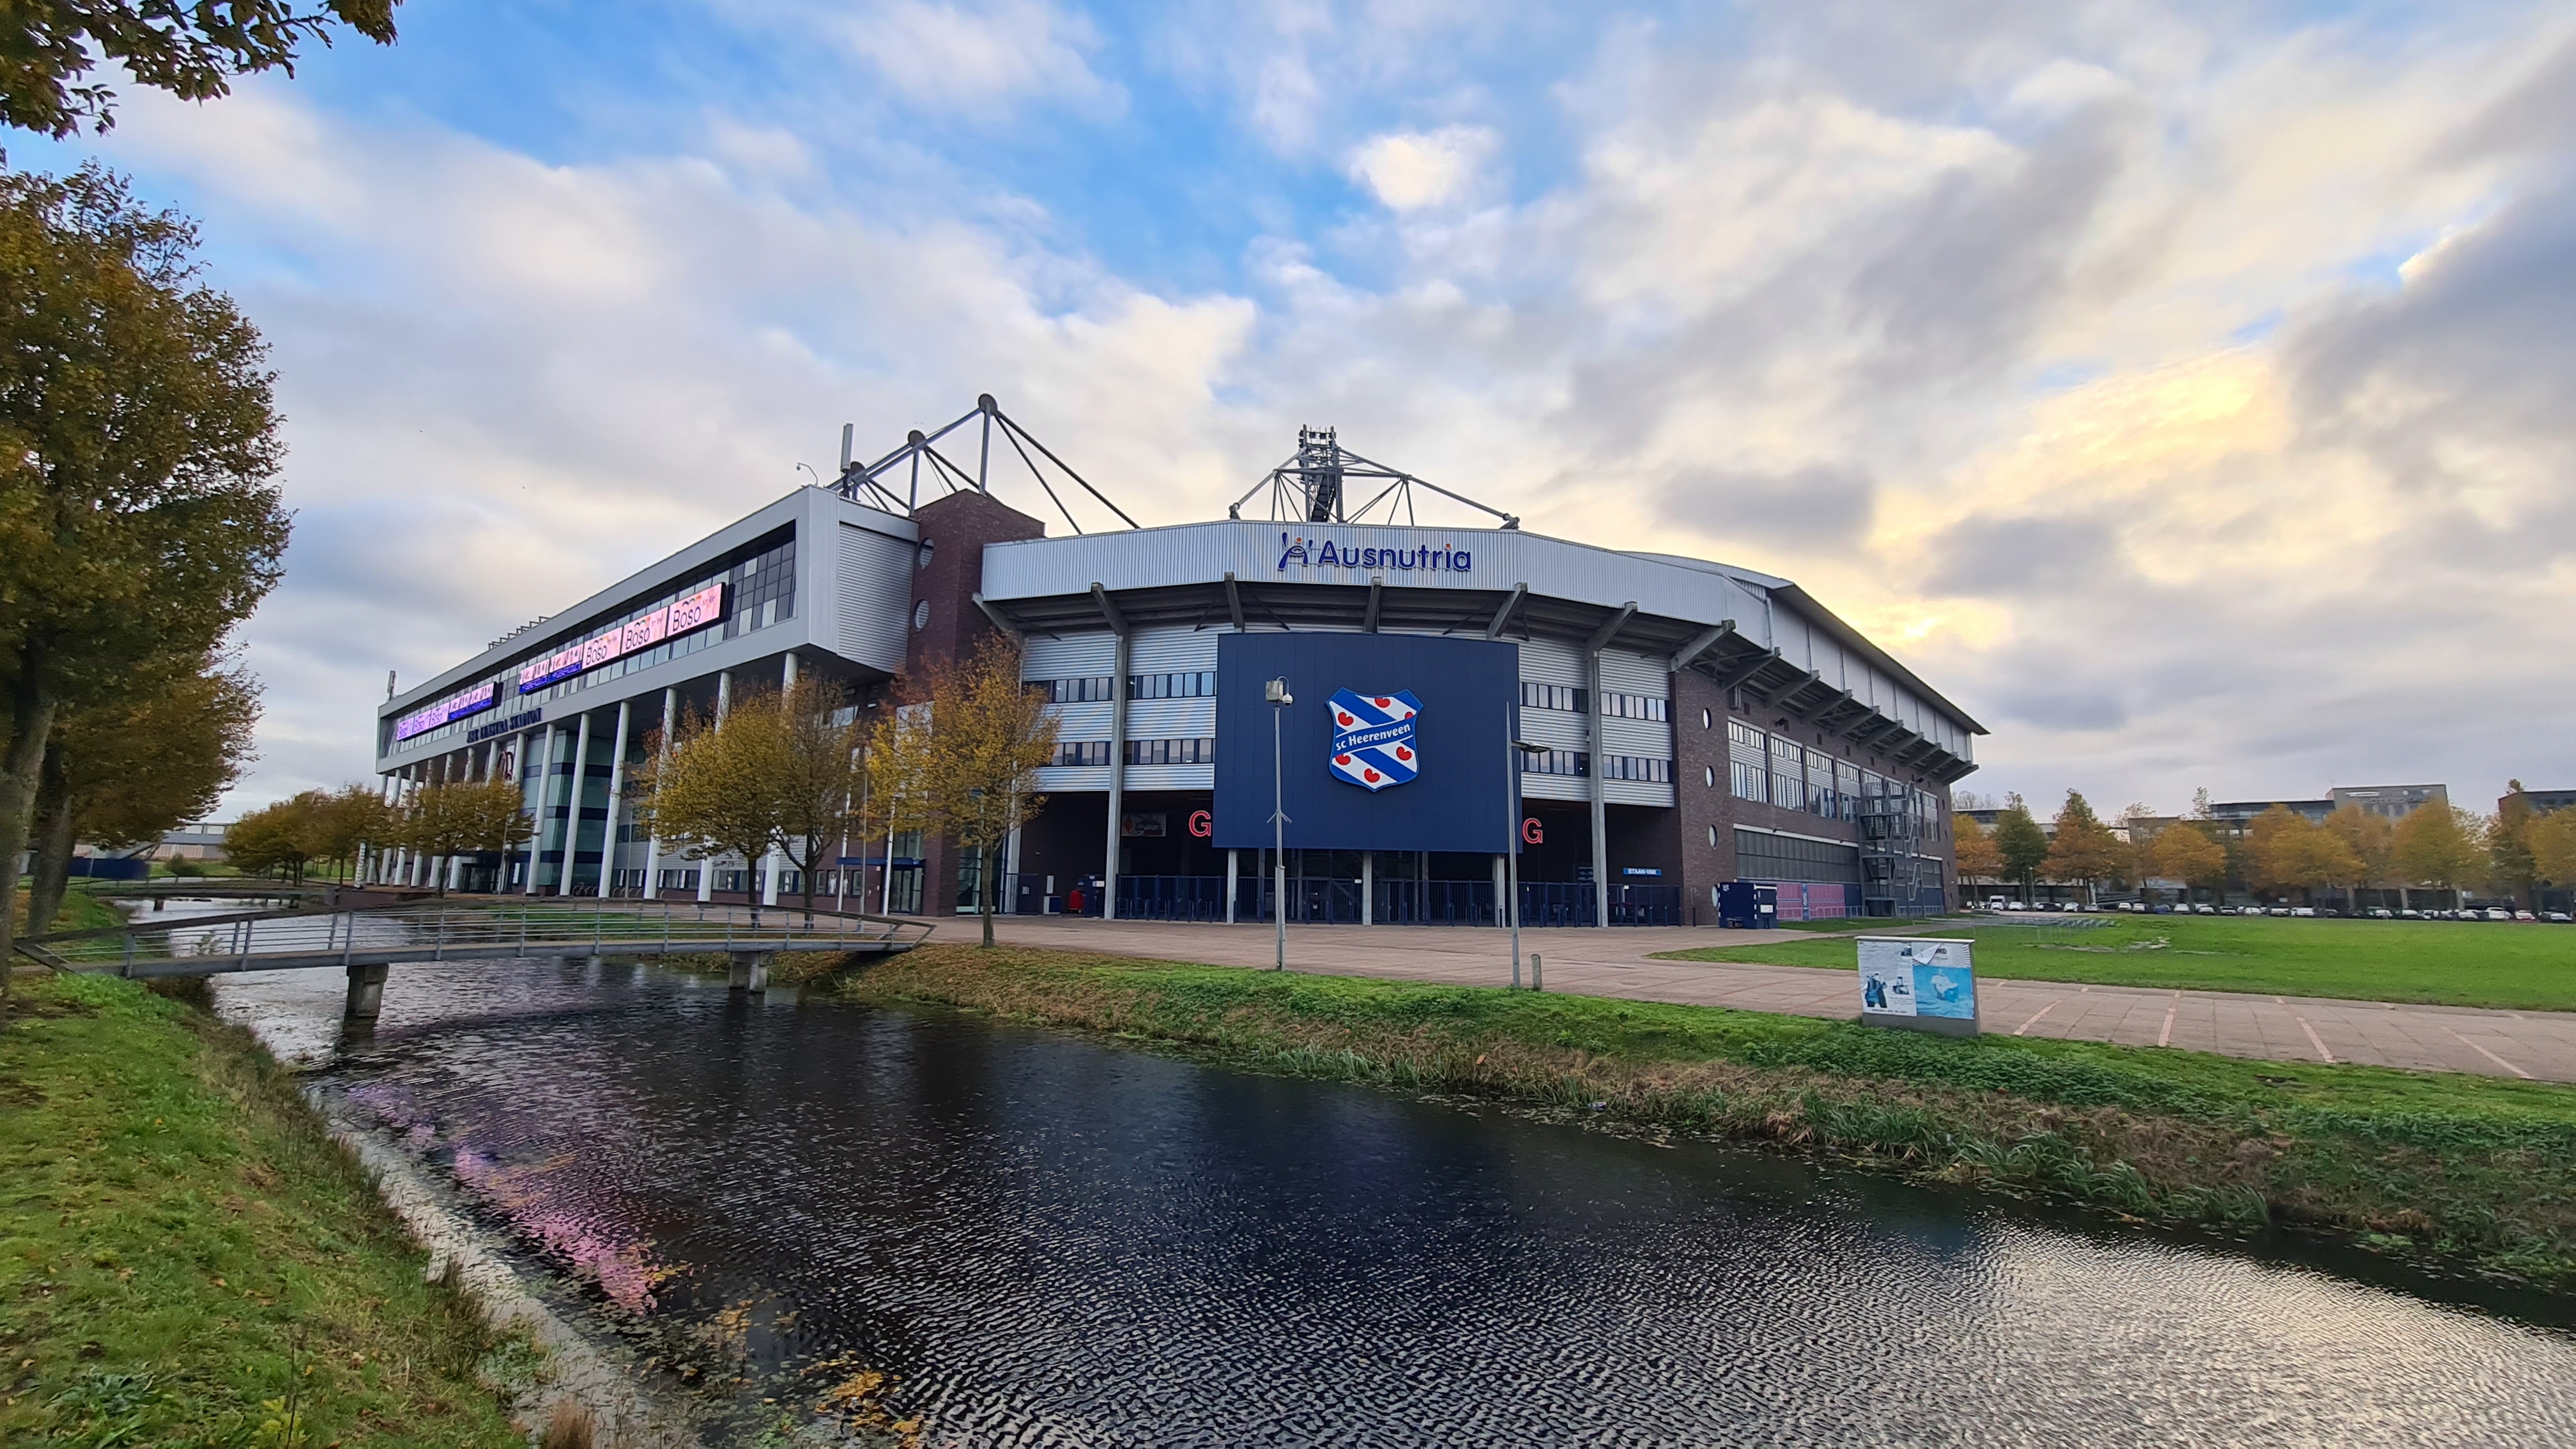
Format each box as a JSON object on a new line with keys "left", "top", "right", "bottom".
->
{"left": 344, "top": 963, "right": 390, "bottom": 1023}
{"left": 729, "top": 953, "right": 770, "bottom": 993}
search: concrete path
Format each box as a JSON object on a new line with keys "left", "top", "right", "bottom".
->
{"left": 974, "top": 917, "right": 2576, "bottom": 1084}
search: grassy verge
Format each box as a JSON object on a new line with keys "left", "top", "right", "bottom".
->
{"left": 1660, "top": 913, "right": 2576, "bottom": 1010}
{"left": 1, "top": 969, "right": 530, "bottom": 1445}
{"left": 833, "top": 944, "right": 2576, "bottom": 1285}
{"left": 12, "top": 887, "right": 125, "bottom": 939}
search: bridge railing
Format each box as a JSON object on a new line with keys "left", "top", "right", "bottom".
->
{"left": 17, "top": 897, "right": 935, "bottom": 975}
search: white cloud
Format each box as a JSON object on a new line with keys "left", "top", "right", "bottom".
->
{"left": 1347, "top": 125, "right": 1500, "bottom": 211}
{"left": 834, "top": 0, "right": 1121, "bottom": 118}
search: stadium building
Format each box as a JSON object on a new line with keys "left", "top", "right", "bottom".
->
{"left": 371, "top": 401, "right": 1984, "bottom": 924}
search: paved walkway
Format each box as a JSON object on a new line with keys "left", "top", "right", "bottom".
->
{"left": 976, "top": 918, "right": 2576, "bottom": 1084}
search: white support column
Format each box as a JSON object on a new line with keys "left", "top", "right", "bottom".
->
{"left": 1225, "top": 849, "right": 1238, "bottom": 925}
{"left": 1492, "top": 854, "right": 1507, "bottom": 930}
{"left": 1103, "top": 629, "right": 1131, "bottom": 919}
{"left": 1361, "top": 851, "right": 1374, "bottom": 926}
{"left": 523, "top": 723, "right": 558, "bottom": 895}
{"left": 763, "top": 656, "right": 793, "bottom": 907}
{"left": 701, "top": 671, "right": 730, "bottom": 903}
{"left": 644, "top": 686, "right": 675, "bottom": 900}
{"left": 601, "top": 698, "right": 632, "bottom": 898}
{"left": 1587, "top": 656, "right": 1611, "bottom": 930}
{"left": 560, "top": 712, "right": 594, "bottom": 897}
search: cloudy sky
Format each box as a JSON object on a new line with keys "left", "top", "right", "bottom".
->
{"left": 25, "top": 0, "right": 2574, "bottom": 819}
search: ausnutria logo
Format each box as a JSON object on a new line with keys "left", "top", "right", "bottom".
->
{"left": 1276, "top": 532, "right": 1473, "bottom": 572}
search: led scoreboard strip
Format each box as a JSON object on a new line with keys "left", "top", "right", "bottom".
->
{"left": 392, "top": 680, "right": 498, "bottom": 743}
{"left": 514, "top": 581, "right": 729, "bottom": 695}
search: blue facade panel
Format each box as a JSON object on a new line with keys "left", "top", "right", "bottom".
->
{"left": 1213, "top": 632, "right": 1520, "bottom": 854}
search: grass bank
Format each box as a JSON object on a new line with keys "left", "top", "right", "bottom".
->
{"left": 12, "top": 887, "right": 125, "bottom": 938}
{"left": 834, "top": 944, "right": 2576, "bottom": 1286}
{"left": 1661, "top": 914, "right": 2576, "bottom": 1011}
{"left": 1, "top": 969, "right": 530, "bottom": 1445}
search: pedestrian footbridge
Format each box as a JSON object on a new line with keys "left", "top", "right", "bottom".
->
{"left": 15, "top": 897, "right": 933, "bottom": 1020}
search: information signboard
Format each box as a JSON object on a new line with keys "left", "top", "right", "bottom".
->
{"left": 1856, "top": 937, "right": 1977, "bottom": 1037}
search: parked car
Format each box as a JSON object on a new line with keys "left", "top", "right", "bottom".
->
{"left": 2291, "top": 907, "right": 2317, "bottom": 917}
{"left": 2398, "top": 909, "right": 2421, "bottom": 919}
{"left": 2195, "top": 903, "right": 2216, "bottom": 915}
{"left": 2515, "top": 910, "right": 2538, "bottom": 922}
{"left": 2367, "top": 908, "right": 2394, "bottom": 919}
{"left": 2485, "top": 908, "right": 2513, "bottom": 921}
{"left": 2547, "top": 912, "right": 2573, "bottom": 924}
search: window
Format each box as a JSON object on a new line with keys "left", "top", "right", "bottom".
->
{"left": 1806, "top": 748, "right": 1835, "bottom": 816}
{"left": 1770, "top": 735, "right": 1804, "bottom": 811}
{"left": 656, "top": 869, "right": 700, "bottom": 892}
{"left": 1520, "top": 682, "right": 1586, "bottom": 712}
{"left": 1124, "top": 737, "right": 1216, "bottom": 765}
{"left": 911, "top": 600, "right": 929, "bottom": 631}
{"left": 1602, "top": 755, "right": 1671, "bottom": 783}
{"left": 1703, "top": 764, "right": 1715, "bottom": 788}
{"left": 1728, "top": 721, "right": 1768, "bottom": 804}
{"left": 1836, "top": 762, "right": 1864, "bottom": 822}
{"left": 1601, "top": 691, "right": 1668, "bottom": 721}
{"left": 1126, "top": 670, "right": 1217, "bottom": 700}
{"left": 1708, "top": 825, "right": 1719, "bottom": 847}
{"left": 1046, "top": 677, "right": 1116, "bottom": 703}
{"left": 1519, "top": 749, "right": 1588, "bottom": 778}
{"left": 1052, "top": 740, "right": 1111, "bottom": 766}
{"left": 1701, "top": 708, "right": 1713, "bottom": 729}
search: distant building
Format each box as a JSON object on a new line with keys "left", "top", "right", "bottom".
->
{"left": 2510, "top": 788, "right": 2576, "bottom": 816}
{"left": 2330, "top": 783, "right": 2448, "bottom": 820}
{"left": 157, "top": 823, "right": 230, "bottom": 862}
{"left": 2204, "top": 799, "right": 2333, "bottom": 838}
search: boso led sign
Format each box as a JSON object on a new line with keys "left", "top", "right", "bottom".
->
{"left": 392, "top": 680, "right": 499, "bottom": 744}
{"left": 516, "top": 583, "right": 728, "bottom": 694}
{"left": 1276, "top": 533, "right": 1473, "bottom": 574}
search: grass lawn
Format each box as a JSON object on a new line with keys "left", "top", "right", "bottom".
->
{"left": 0, "top": 970, "right": 528, "bottom": 1445}
{"left": 10, "top": 887, "right": 125, "bottom": 939}
{"left": 838, "top": 944, "right": 2576, "bottom": 1285}
{"left": 1657, "top": 913, "right": 2576, "bottom": 1011}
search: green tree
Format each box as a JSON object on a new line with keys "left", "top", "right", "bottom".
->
{"left": 226, "top": 793, "right": 318, "bottom": 882}
{"left": 2488, "top": 784, "right": 2538, "bottom": 909}
{"left": 2045, "top": 791, "right": 2126, "bottom": 905}
{"left": 1991, "top": 793, "right": 2050, "bottom": 904}
{"left": 0, "top": 164, "right": 288, "bottom": 997}
{"left": 0, "top": 1, "right": 400, "bottom": 138}
{"left": 21, "top": 652, "right": 257, "bottom": 933}
{"left": 864, "top": 639, "right": 1059, "bottom": 945}
{"left": 2322, "top": 804, "right": 2395, "bottom": 911}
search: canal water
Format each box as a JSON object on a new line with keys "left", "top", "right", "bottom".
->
{"left": 207, "top": 953, "right": 2576, "bottom": 1447}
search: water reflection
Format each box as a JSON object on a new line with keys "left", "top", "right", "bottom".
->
{"left": 214, "top": 960, "right": 2576, "bottom": 1447}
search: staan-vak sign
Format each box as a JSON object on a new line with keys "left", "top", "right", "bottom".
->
{"left": 517, "top": 581, "right": 728, "bottom": 694}
{"left": 393, "top": 680, "right": 499, "bottom": 743}
{"left": 1275, "top": 532, "right": 1473, "bottom": 574}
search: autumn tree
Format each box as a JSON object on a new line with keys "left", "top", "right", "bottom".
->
{"left": 2530, "top": 809, "right": 2576, "bottom": 895}
{"left": 307, "top": 783, "right": 395, "bottom": 883}
{"left": 1951, "top": 814, "right": 2002, "bottom": 887}
{"left": 2322, "top": 804, "right": 2395, "bottom": 911}
{"left": 2392, "top": 805, "right": 2483, "bottom": 908}
{"left": 225, "top": 794, "right": 318, "bottom": 882}
{"left": 0, "top": 1, "right": 400, "bottom": 139}
{"left": 2149, "top": 822, "right": 2228, "bottom": 903}
{"left": 638, "top": 676, "right": 877, "bottom": 919}
{"left": 2045, "top": 791, "right": 2126, "bottom": 905}
{"left": 2244, "top": 806, "right": 2361, "bottom": 905}
{"left": 392, "top": 778, "right": 528, "bottom": 893}
{"left": 874, "top": 638, "right": 1060, "bottom": 946}
{"left": 19, "top": 652, "right": 257, "bottom": 933}
{"left": 0, "top": 165, "right": 289, "bottom": 996}
{"left": 1991, "top": 794, "right": 2050, "bottom": 904}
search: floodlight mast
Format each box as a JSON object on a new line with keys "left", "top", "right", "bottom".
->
{"left": 1225, "top": 427, "right": 1521, "bottom": 530}
{"left": 828, "top": 395, "right": 1141, "bottom": 533}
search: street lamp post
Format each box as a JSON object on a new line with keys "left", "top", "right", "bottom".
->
{"left": 1506, "top": 735, "right": 1544, "bottom": 988}
{"left": 1266, "top": 678, "right": 1294, "bottom": 970}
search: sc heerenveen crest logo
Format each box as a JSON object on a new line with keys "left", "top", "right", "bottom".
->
{"left": 1328, "top": 689, "right": 1420, "bottom": 792}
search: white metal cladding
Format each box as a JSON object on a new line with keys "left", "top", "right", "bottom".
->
{"left": 1126, "top": 698, "right": 1215, "bottom": 736}
{"left": 1022, "top": 631, "right": 1117, "bottom": 680}
{"left": 1517, "top": 710, "right": 1588, "bottom": 750}
{"left": 1605, "top": 779, "right": 1676, "bottom": 808}
{"left": 1520, "top": 772, "right": 1588, "bottom": 802}
{"left": 1128, "top": 626, "right": 1220, "bottom": 672}
{"left": 1036, "top": 764, "right": 1112, "bottom": 792}
{"left": 1597, "top": 648, "right": 1668, "bottom": 695}
{"left": 1124, "top": 763, "right": 1215, "bottom": 791}
{"left": 1518, "top": 638, "right": 1584, "bottom": 687}
{"left": 835, "top": 521, "right": 915, "bottom": 670}
{"left": 981, "top": 518, "right": 1766, "bottom": 635}
{"left": 1046, "top": 701, "right": 1114, "bottom": 739}
{"left": 1600, "top": 717, "right": 1671, "bottom": 758}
